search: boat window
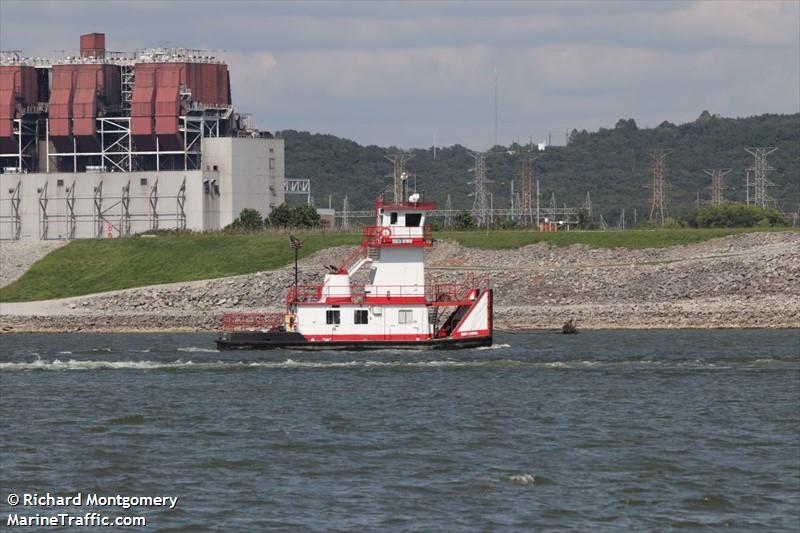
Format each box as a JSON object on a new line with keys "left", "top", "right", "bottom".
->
{"left": 354, "top": 310, "right": 368, "bottom": 324}
{"left": 405, "top": 213, "right": 422, "bottom": 227}
{"left": 390, "top": 212, "right": 398, "bottom": 224}
{"left": 398, "top": 309, "right": 413, "bottom": 324}
{"left": 326, "top": 310, "right": 340, "bottom": 325}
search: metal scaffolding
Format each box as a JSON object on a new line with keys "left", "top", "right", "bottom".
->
{"left": 284, "top": 178, "right": 312, "bottom": 204}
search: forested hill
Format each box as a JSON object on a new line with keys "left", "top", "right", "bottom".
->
{"left": 280, "top": 112, "right": 799, "bottom": 219}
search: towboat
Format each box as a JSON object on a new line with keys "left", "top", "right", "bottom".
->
{"left": 215, "top": 194, "right": 492, "bottom": 350}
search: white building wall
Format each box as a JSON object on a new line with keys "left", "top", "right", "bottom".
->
{"left": 367, "top": 247, "right": 426, "bottom": 296}
{"left": 0, "top": 170, "right": 213, "bottom": 240}
{"left": 0, "top": 136, "right": 285, "bottom": 240}
{"left": 201, "top": 137, "right": 284, "bottom": 228}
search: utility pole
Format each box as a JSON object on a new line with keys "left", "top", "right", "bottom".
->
{"left": 648, "top": 148, "right": 672, "bottom": 225}
{"left": 745, "top": 170, "right": 750, "bottom": 204}
{"left": 342, "top": 195, "right": 350, "bottom": 230}
{"left": 536, "top": 179, "right": 540, "bottom": 227}
{"left": 703, "top": 168, "right": 732, "bottom": 205}
{"left": 444, "top": 193, "right": 453, "bottom": 229}
{"left": 745, "top": 147, "right": 778, "bottom": 208}
{"left": 509, "top": 180, "right": 515, "bottom": 221}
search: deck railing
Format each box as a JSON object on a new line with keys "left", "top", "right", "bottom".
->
{"left": 285, "top": 274, "right": 489, "bottom": 307}
{"left": 220, "top": 312, "right": 285, "bottom": 331}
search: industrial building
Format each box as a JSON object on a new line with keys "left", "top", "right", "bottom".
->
{"left": 0, "top": 33, "right": 284, "bottom": 240}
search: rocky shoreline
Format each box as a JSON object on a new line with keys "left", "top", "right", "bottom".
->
{"left": 1, "top": 231, "right": 798, "bottom": 333}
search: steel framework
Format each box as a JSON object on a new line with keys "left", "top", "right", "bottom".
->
{"left": 468, "top": 150, "right": 492, "bottom": 227}
{"left": 744, "top": 147, "right": 778, "bottom": 208}
{"left": 0, "top": 116, "right": 40, "bottom": 172}
{"left": 703, "top": 168, "right": 732, "bottom": 205}
{"left": 284, "top": 178, "right": 312, "bottom": 204}
{"left": 648, "top": 148, "right": 671, "bottom": 225}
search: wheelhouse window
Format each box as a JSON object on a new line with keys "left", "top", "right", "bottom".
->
{"left": 398, "top": 309, "right": 413, "bottom": 324}
{"left": 326, "top": 310, "right": 340, "bottom": 325}
{"left": 354, "top": 310, "right": 369, "bottom": 324}
{"left": 405, "top": 213, "right": 422, "bottom": 227}
{"left": 390, "top": 212, "right": 398, "bottom": 224}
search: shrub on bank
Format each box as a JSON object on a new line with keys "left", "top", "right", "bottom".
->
{"left": 687, "top": 203, "right": 788, "bottom": 228}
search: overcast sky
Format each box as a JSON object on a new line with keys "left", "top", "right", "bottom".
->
{"left": 2, "top": 0, "right": 798, "bottom": 149}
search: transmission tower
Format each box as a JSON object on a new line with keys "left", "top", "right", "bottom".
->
{"left": 384, "top": 152, "right": 415, "bottom": 203}
{"left": 744, "top": 147, "right": 778, "bottom": 208}
{"left": 648, "top": 148, "right": 672, "bottom": 225}
{"left": 703, "top": 168, "right": 732, "bottom": 205}
{"left": 444, "top": 193, "right": 453, "bottom": 229}
{"left": 516, "top": 148, "right": 541, "bottom": 225}
{"left": 583, "top": 191, "right": 593, "bottom": 221}
{"left": 468, "top": 150, "right": 492, "bottom": 227}
{"left": 549, "top": 191, "right": 557, "bottom": 221}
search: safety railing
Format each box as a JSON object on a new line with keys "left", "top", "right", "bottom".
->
{"left": 221, "top": 312, "right": 285, "bottom": 331}
{"left": 363, "top": 225, "right": 432, "bottom": 246}
{"left": 285, "top": 274, "right": 489, "bottom": 307}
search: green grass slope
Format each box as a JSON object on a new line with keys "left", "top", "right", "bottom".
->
{"left": 0, "top": 233, "right": 359, "bottom": 303}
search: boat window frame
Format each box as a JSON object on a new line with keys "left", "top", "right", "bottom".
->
{"left": 354, "top": 309, "right": 369, "bottom": 324}
{"left": 398, "top": 309, "right": 413, "bottom": 324}
{"left": 326, "top": 309, "right": 341, "bottom": 325}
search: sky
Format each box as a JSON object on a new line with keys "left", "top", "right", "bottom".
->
{"left": 1, "top": 0, "right": 798, "bottom": 150}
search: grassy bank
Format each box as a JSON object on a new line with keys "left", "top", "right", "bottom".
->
{"left": 0, "top": 233, "right": 360, "bottom": 302}
{"left": 1, "top": 227, "right": 794, "bottom": 302}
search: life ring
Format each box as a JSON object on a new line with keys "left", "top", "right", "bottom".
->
{"left": 381, "top": 227, "right": 392, "bottom": 238}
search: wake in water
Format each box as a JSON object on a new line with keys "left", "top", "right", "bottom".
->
{"left": 1, "top": 356, "right": 797, "bottom": 371}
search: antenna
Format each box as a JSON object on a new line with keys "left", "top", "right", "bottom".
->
{"left": 493, "top": 72, "right": 498, "bottom": 147}
{"left": 384, "top": 152, "right": 414, "bottom": 203}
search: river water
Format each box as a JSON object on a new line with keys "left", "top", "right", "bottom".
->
{"left": 1, "top": 330, "right": 798, "bottom": 531}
